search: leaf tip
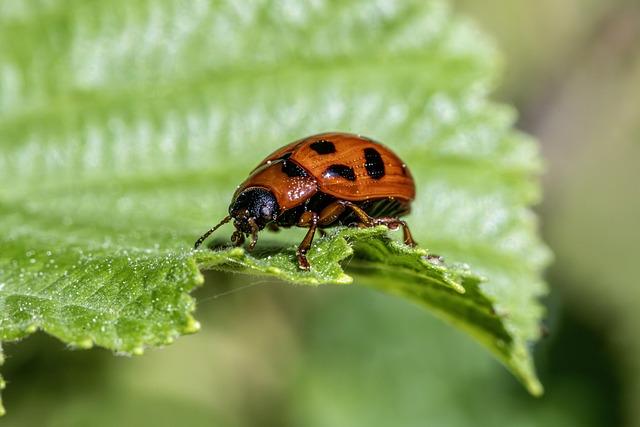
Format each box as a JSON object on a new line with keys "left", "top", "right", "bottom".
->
{"left": 450, "top": 281, "right": 465, "bottom": 294}
{"left": 229, "top": 247, "right": 245, "bottom": 257}
{"left": 0, "top": 376, "right": 5, "bottom": 417}
{"left": 528, "top": 379, "right": 544, "bottom": 397}
{"left": 74, "top": 338, "right": 94, "bottom": 350}
{"left": 334, "top": 273, "right": 353, "bottom": 284}
{"left": 131, "top": 346, "right": 145, "bottom": 356}
{"left": 439, "top": 271, "right": 466, "bottom": 294}
{"left": 184, "top": 317, "right": 201, "bottom": 334}
{"left": 194, "top": 271, "right": 205, "bottom": 286}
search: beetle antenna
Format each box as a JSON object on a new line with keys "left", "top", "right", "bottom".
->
{"left": 247, "top": 218, "right": 259, "bottom": 251}
{"left": 194, "top": 215, "right": 231, "bottom": 249}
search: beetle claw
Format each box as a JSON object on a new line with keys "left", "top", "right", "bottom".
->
{"left": 297, "top": 253, "right": 310, "bottom": 270}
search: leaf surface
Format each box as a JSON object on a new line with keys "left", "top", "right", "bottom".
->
{"left": 0, "top": 0, "right": 550, "bottom": 413}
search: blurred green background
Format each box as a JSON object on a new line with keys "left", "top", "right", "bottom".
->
{"left": 2, "top": 1, "right": 639, "bottom": 426}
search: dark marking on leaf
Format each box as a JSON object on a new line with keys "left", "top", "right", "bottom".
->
{"left": 323, "top": 164, "right": 356, "bottom": 181}
{"left": 364, "top": 148, "right": 385, "bottom": 179}
{"left": 310, "top": 140, "right": 336, "bottom": 155}
{"left": 282, "top": 160, "right": 307, "bottom": 177}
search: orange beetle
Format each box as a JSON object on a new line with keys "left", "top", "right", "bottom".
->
{"left": 195, "top": 132, "right": 417, "bottom": 269}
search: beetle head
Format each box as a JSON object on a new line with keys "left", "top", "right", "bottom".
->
{"left": 229, "top": 187, "right": 280, "bottom": 234}
{"left": 193, "top": 187, "right": 280, "bottom": 251}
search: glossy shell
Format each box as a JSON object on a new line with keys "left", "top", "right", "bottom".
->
{"left": 238, "top": 132, "right": 415, "bottom": 210}
{"left": 235, "top": 158, "right": 317, "bottom": 211}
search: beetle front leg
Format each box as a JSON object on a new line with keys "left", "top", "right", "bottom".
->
{"left": 231, "top": 229, "right": 245, "bottom": 246}
{"left": 296, "top": 211, "right": 319, "bottom": 270}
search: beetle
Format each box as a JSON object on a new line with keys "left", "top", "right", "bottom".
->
{"left": 194, "top": 132, "right": 417, "bottom": 269}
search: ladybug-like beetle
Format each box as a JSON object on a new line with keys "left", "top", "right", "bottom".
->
{"left": 194, "top": 132, "right": 417, "bottom": 269}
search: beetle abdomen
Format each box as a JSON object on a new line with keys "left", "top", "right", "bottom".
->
{"left": 275, "top": 192, "right": 410, "bottom": 228}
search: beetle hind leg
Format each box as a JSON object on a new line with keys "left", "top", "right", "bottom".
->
{"left": 387, "top": 218, "right": 416, "bottom": 247}
{"left": 337, "top": 200, "right": 417, "bottom": 247}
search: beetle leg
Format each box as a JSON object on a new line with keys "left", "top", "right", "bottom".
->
{"left": 337, "top": 200, "right": 417, "bottom": 247}
{"left": 296, "top": 211, "right": 319, "bottom": 270}
{"left": 231, "top": 229, "right": 245, "bottom": 246}
{"left": 297, "top": 210, "right": 316, "bottom": 227}
{"left": 317, "top": 201, "right": 347, "bottom": 226}
{"left": 393, "top": 219, "right": 417, "bottom": 247}
{"left": 247, "top": 218, "right": 259, "bottom": 251}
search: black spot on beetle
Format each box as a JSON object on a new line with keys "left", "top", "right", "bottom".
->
{"left": 278, "top": 152, "right": 292, "bottom": 160}
{"left": 323, "top": 164, "right": 356, "bottom": 181}
{"left": 310, "top": 140, "right": 336, "bottom": 155}
{"left": 281, "top": 160, "right": 307, "bottom": 177}
{"left": 364, "top": 148, "right": 385, "bottom": 179}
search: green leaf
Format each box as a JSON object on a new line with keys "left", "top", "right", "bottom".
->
{"left": 0, "top": 0, "right": 550, "bottom": 411}
{"left": 196, "top": 226, "right": 467, "bottom": 294}
{"left": 0, "top": 344, "right": 5, "bottom": 416}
